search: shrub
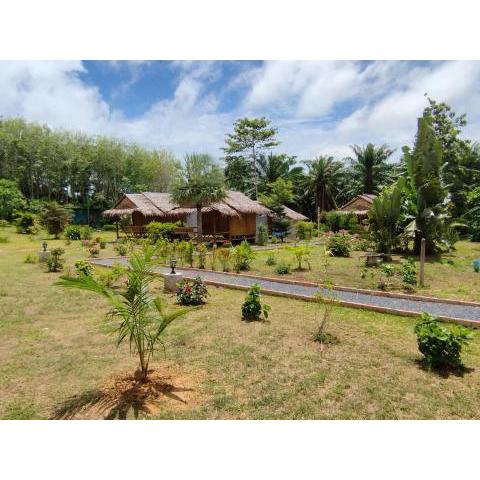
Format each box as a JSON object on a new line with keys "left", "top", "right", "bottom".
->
{"left": 0, "top": 219, "right": 9, "bottom": 228}
{"left": 210, "top": 244, "right": 218, "bottom": 270}
{"left": 88, "top": 244, "right": 100, "bottom": 258}
{"left": 184, "top": 241, "right": 195, "bottom": 267}
{"left": 99, "top": 240, "right": 106, "bottom": 249}
{"left": 402, "top": 259, "right": 417, "bottom": 289}
{"left": 0, "top": 179, "right": 26, "bottom": 221}
{"left": 15, "top": 212, "right": 38, "bottom": 235}
{"left": 40, "top": 202, "right": 72, "bottom": 238}
{"left": 176, "top": 276, "right": 208, "bottom": 305}
{"left": 231, "top": 240, "right": 255, "bottom": 272}
{"left": 114, "top": 243, "right": 128, "bottom": 256}
{"left": 196, "top": 243, "right": 207, "bottom": 269}
{"left": 46, "top": 248, "right": 65, "bottom": 272}
{"left": 296, "top": 221, "right": 314, "bottom": 240}
{"left": 241, "top": 283, "right": 270, "bottom": 321}
{"left": 218, "top": 247, "right": 231, "bottom": 272}
{"left": 414, "top": 313, "right": 473, "bottom": 368}
{"left": 256, "top": 224, "right": 268, "bottom": 246}
{"left": 146, "top": 221, "right": 178, "bottom": 242}
{"left": 286, "top": 245, "right": 312, "bottom": 270}
{"left": 102, "top": 224, "right": 116, "bottom": 232}
{"left": 327, "top": 232, "right": 351, "bottom": 257}
{"left": 96, "top": 263, "right": 126, "bottom": 287}
{"left": 24, "top": 253, "right": 37, "bottom": 264}
{"left": 64, "top": 224, "right": 82, "bottom": 240}
{"left": 75, "top": 260, "right": 93, "bottom": 276}
{"left": 265, "top": 253, "right": 276, "bottom": 266}
{"left": 81, "top": 225, "right": 93, "bottom": 240}
{"left": 325, "top": 211, "right": 357, "bottom": 233}
{"left": 275, "top": 262, "right": 291, "bottom": 275}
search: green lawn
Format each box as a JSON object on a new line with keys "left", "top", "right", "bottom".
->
{"left": 1, "top": 226, "right": 480, "bottom": 419}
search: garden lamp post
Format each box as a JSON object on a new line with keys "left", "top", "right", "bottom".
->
{"left": 170, "top": 256, "right": 177, "bottom": 274}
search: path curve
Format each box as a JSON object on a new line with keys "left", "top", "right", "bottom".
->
{"left": 90, "top": 258, "right": 480, "bottom": 326}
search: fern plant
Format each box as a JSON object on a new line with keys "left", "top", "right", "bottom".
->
{"left": 56, "top": 248, "right": 191, "bottom": 381}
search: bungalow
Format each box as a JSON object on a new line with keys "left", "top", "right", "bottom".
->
{"left": 338, "top": 194, "right": 376, "bottom": 218}
{"left": 103, "top": 190, "right": 273, "bottom": 242}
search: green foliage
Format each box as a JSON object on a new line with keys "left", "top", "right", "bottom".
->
{"left": 260, "top": 178, "right": 293, "bottom": 242}
{"left": 55, "top": 248, "right": 190, "bottom": 381}
{"left": 184, "top": 241, "right": 195, "bottom": 267}
{"left": 265, "top": 253, "right": 276, "bottom": 266}
{"left": 327, "top": 233, "right": 351, "bottom": 257}
{"left": 96, "top": 263, "right": 126, "bottom": 287}
{"left": 275, "top": 262, "right": 291, "bottom": 275}
{"left": 0, "top": 219, "right": 9, "bottom": 228}
{"left": 241, "top": 283, "right": 271, "bottom": 321}
{"left": 64, "top": 224, "right": 82, "bottom": 240}
{"left": 114, "top": 243, "right": 128, "bottom": 256}
{"left": 0, "top": 235, "right": 8, "bottom": 243}
{"left": 15, "top": 212, "right": 38, "bottom": 235}
{"left": 0, "top": 179, "right": 26, "bottom": 221}
{"left": 223, "top": 117, "right": 279, "bottom": 198}
{"left": 40, "top": 202, "right": 72, "bottom": 238}
{"left": 368, "top": 178, "right": 405, "bottom": 253}
{"left": 24, "top": 253, "right": 37, "bottom": 264}
{"left": 256, "top": 224, "right": 268, "bottom": 246}
{"left": 102, "top": 224, "right": 116, "bottom": 232}
{"left": 414, "top": 313, "right": 473, "bottom": 368}
{"left": 176, "top": 277, "right": 208, "bottom": 306}
{"left": 218, "top": 247, "right": 231, "bottom": 272}
{"left": 231, "top": 240, "right": 255, "bottom": 272}
{"left": 146, "top": 221, "right": 178, "bottom": 242}
{"left": 46, "top": 248, "right": 65, "bottom": 272}
{"left": 81, "top": 225, "right": 93, "bottom": 240}
{"left": 209, "top": 244, "right": 218, "bottom": 270}
{"left": 286, "top": 244, "right": 312, "bottom": 270}
{"left": 88, "top": 244, "right": 100, "bottom": 258}
{"left": 75, "top": 260, "right": 93, "bottom": 277}
{"left": 401, "top": 259, "right": 417, "bottom": 288}
{"left": 196, "top": 243, "right": 208, "bottom": 269}
{"left": 296, "top": 221, "right": 314, "bottom": 240}
{"left": 325, "top": 211, "right": 358, "bottom": 233}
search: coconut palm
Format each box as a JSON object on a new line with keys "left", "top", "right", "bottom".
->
{"left": 347, "top": 143, "right": 395, "bottom": 194}
{"left": 170, "top": 153, "right": 226, "bottom": 237}
{"left": 55, "top": 247, "right": 190, "bottom": 381}
{"left": 257, "top": 153, "right": 303, "bottom": 194}
{"left": 303, "top": 156, "right": 344, "bottom": 214}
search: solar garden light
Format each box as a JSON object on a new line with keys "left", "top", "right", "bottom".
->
{"left": 170, "top": 256, "right": 177, "bottom": 274}
{"left": 42, "top": 241, "right": 48, "bottom": 252}
{"left": 164, "top": 255, "right": 182, "bottom": 293}
{"left": 38, "top": 241, "right": 51, "bottom": 263}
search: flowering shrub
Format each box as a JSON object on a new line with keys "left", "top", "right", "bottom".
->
{"left": 75, "top": 260, "right": 93, "bottom": 276}
{"left": 64, "top": 224, "right": 82, "bottom": 240}
{"left": 176, "top": 276, "right": 208, "bottom": 305}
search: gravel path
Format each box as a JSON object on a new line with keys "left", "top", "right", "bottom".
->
{"left": 90, "top": 258, "right": 480, "bottom": 323}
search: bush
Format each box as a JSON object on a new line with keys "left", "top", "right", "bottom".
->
{"left": 46, "top": 248, "right": 65, "bottom": 272}
{"left": 176, "top": 276, "right": 208, "bottom": 305}
{"left": 196, "top": 243, "right": 207, "bottom": 269}
{"left": 0, "top": 219, "right": 9, "bottom": 228}
{"left": 64, "top": 224, "right": 82, "bottom": 240}
{"left": 286, "top": 245, "right": 312, "bottom": 270}
{"left": 99, "top": 240, "right": 106, "bottom": 249}
{"left": 24, "top": 253, "right": 37, "bottom": 264}
{"left": 402, "top": 259, "right": 417, "bottom": 289}
{"left": 265, "top": 253, "right": 276, "bottom": 266}
{"left": 114, "top": 243, "right": 128, "bottom": 256}
{"left": 75, "top": 260, "right": 93, "bottom": 276}
{"left": 15, "top": 212, "right": 38, "bottom": 235}
{"left": 296, "top": 221, "right": 314, "bottom": 240}
{"left": 81, "top": 225, "right": 93, "bottom": 240}
{"left": 414, "top": 313, "right": 473, "bottom": 368}
{"left": 146, "top": 221, "right": 178, "bottom": 242}
{"left": 275, "top": 262, "right": 291, "bottom": 275}
{"left": 102, "top": 224, "right": 116, "bottom": 232}
{"left": 218, "top": 247, "right": 231, "bottom": 272}
{"left": 241, "top": 283, "right": 270, "bottom": 321}
{"left": 327, "top": 232, "right": 351, "bottom": 257}
{"left": 231, "top": 240, "right": 255, "bottom": 272}
{"left": 96, "top": 263, "right": 126, "bottom": 287}
{"left": 0, "top": 179, "right": 26, "bottom": 221}
{"left": 88, "top": 244, "right": 100, "bottom": 258}
{"left": 256, "top": 224, "right": 268, "bottom": 246}
{"left": 40, "top": 202, "right": 72, "bottom": 239}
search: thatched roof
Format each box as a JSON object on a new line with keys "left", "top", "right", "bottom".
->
{"left": 282, "top": 205, "right": 308, "bottom": 221}
{"left": 104, "top": 190, "right": 270, "bottom": 219}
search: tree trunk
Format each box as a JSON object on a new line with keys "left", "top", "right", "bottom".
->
{"left": 196, "top": 205, "right": 203, "bottom": 239}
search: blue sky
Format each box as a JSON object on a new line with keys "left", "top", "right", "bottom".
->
{"left": 1, "top": 60, "right": 480, "bottom": 162}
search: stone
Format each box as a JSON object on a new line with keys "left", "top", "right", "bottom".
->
{"left": 164, "top": 272, "right": 183, "bottom": 293}
{"left": 38, "top": 250, "right": 52, "bottom": 263}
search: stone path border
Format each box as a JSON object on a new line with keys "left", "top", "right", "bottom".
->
{"left": 89, "top": 257, "right": 480, "bottom": 327}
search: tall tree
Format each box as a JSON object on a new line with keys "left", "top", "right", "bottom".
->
{"left": 302, "top": 156, "right": 344, "bottom": 226}
{"left": 170, "top": 153, "right": 226, "bottom": 237}
{"left": 223, "top": 117, "right": 279, "bottom": 199}
{"left": 403, "top": 113, "right": 446, "bottom": 254}
{"left": 256, "top": 152, "right": 303, "bottom": 194}
{"left": 347, "top": 143, "right": 395, "bottom": 194}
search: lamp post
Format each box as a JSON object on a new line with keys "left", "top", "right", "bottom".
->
{"left": 39, "top": 241, "right": 51, "bottom": 262}
{"left": 42, "top": 241, "right": 48, "bottom": 252}
{"left": 170, "top": 256, "right": 177, "bottom": 274}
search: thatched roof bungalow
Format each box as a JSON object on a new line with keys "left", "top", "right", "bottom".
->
{"left": 338, "top": 194, "right": 376, "bottom": 217}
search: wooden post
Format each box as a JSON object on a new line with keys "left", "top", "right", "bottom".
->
{"left": 419, "top": 238, "right": 426, "bottom": 287}
{"left": 317, "top": 206, "right": 321, "bottom": 237}
{"left": 115, "top": 220, "right": 119, "bottom": 240}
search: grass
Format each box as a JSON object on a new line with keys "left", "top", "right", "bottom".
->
{"left": 1, "top": 226, "right": 480, "bottom": 419}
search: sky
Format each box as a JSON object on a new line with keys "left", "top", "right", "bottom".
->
{"left": 1, "top": 60, "right": 480, "bottom": 162}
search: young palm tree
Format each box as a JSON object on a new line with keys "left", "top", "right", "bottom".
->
{"left": 170, "top": 153, "right": 226, "bottom": 238}
{"left": 55, "top": 248, "right": 190, "bottom": 382}
{"left": 256, "top": 152, "right": 303, "bottom": 193}
{"left": 303, "top": 156, "right": 344, "bottom": 213}
{"left": 347, "top": 143, "right": 395, "bottom": 194}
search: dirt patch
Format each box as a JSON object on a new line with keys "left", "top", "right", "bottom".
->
{"left": 51, "top": 365, "right": 206, "bottom": 419}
